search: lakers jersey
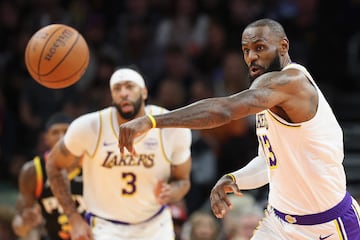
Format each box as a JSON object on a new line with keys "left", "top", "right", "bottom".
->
{"left": 34, "top": 153, "right": 86, "bottom": 239}
{"left": 256, "top": 63, "right": 346, "bottom": 214}
{"left": 63, "top": 105, "right": 192, "bottom": 223}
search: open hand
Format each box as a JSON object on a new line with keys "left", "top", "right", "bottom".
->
{"left": 209, "top": 177, "right": 242, "bottom": 218}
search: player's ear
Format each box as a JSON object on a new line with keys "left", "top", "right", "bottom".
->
{"left": 142, "top": 88, "right": 148, "bottom": 101}
{"left": 279, "top": 38, "right": 289, "bottom": 56}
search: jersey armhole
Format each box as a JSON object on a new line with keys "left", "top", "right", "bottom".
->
{"left": 33, "top": 156, "right": 43, "bottom": 198}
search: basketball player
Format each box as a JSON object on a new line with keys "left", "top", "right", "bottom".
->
{"left": 46, "top": 67, "right": 192, "bottom": 240}
{"left": 12, "top": 112, "right": 86, "bottom": 240}
{"left": 118, "top": 19, "right": 360, "bottom": 239}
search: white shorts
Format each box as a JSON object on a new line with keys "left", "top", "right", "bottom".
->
{"left": 252, "top": 193, "right": 360, "bottom": 240}
{"left": 88, "top": 207, "right": 175, "bottom": 240}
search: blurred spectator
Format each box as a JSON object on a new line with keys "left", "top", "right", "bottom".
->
{"left": 113, "top": 0, "right": 161, "bottom": 45}
{"left": 224, "top": 0, "right": 264, "bottom": 50}
{"left": 219, "top": 193, "right": 264, "bottom": 240}
{"left": 195, "top": 20, "right": 227, "bottom": 85}
{"left": 182, "top": 210, "right": 220, "bottom": 240}
{"left": 213, "top": 51, "right": 249, "bottom": 97}
{"left": 85, "top": 54, "right": 117, "bottom": 111}
{"left": 198, "top": 0, "right": 227, "bottom": 22}
{"left": 185, "top": 130, "right": 217, "bottom": 215}
{"left": 18, "top": 77, "right": 77, "bottom": 154}
{"left": 155, "top": 0, "right": 209, "bottom": 57}
{"left": 152, "top": 77, "right": 187, "bottom": 110}
{"left": 0, "top": 90, "right": 17, "bottom": 181}
{"left": 170, "top": 200, "right": 188, "bottom": 240}
{"left": 22, "top": 0, "right": 74, "bottom": 31}
{"left": 117, "top": 18, "right": 164, "bottom": 89}
{"left": 150, "top": 45, "right": 195, "bottom": 102}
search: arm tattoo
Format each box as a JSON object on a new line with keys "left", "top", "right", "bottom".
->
{"left": 47, "top": 167, "right": 77, "bottom": 216}
{"left": 47, "top": 143, "right": 77, "bottom": 217}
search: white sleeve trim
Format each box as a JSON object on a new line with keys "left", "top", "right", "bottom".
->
{"left": 231, "top": 155, "right": 269, "bottom": 189}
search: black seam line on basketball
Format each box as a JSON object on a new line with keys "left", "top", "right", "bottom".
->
{"left": 45, "top": 51, "right": 88, "bottom": 85}
{"left": 40, "top": 32, "right": 80, "bottom": 77}
{"left": 37, "top": 26, "right": 65, "bottom": 82}
{"left": 25, "top": 25, "right": 63, "bottom": 80}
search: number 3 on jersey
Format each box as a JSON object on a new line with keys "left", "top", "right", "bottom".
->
{"left": 258, "top": 134, "right": 278, "bottom": 169}
{"left": 122, "top": 172, "right": 136, "bottom": 195}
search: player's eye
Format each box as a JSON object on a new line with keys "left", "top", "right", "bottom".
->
{"left": 257, "top": 45, "right": 265, "bottom": 51}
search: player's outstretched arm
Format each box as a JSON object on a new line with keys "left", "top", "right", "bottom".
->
{"left": 119, "top": 70, "right": 297, "bottom": 154}
{"left": 46, "top": 139, "right": 94, "bottom": 240}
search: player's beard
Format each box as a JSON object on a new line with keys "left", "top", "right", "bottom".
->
{"left": 113, "top": 96, "right": 143, "bottom": 120}
{"left": 248, "top": 53, "right": 282, "bottom": 83}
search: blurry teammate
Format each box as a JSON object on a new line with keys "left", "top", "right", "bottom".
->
{"left": 117, "top": 19, "right": 360, "bottom": 239}
{"left": 46, "top": 67, "right": 192, "bottom": 240}
{"left": 12, "top": 112, "right": 86, "bottom": 240}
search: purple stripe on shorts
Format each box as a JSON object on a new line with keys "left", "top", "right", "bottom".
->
{"left": 85, "top": 205, "right": 166, "bottom": 225}
{"left": 336, "top": 201, "right": 360, "bottom": 239}
{"left": 273, "top": 192, "right": 352, "bottom": 225}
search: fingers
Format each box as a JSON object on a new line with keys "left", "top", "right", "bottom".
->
{"left": 232, "top": 185, "right": 243, "bottom": 197}
{"left": 210, "top": 180, "right": 244, "bottom": 219}
{"left": 118, "top": 117, "right": 151, "bottom": 156}
{"left": 154, "top": 180, "right": 171, "bottom": 204}
{"left": 210, "top": 191, "right": 229, "bottom": 218}
{"left": 118, "top": 128, "right": 136, "bottom": 156}
{"left": 210, "top": 184, "right": 232, "bottom": 218}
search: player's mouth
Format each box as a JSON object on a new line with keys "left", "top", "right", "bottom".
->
{"left": 120, "top": 101, "right": 134, "bottom": 112}
{"left": 249, "top": 66, "right": 263, "bottom": 79}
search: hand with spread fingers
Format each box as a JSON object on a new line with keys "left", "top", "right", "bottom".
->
{"left": 210, "top": 175, "right": 243, "bottom": 219}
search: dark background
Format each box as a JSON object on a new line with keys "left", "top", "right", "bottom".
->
{"left": 1, "top": 0, "right": 360, "bottom": 217}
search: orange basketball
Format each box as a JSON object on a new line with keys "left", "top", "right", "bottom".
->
{"left": 25, "top": 24, "right": 89, "bottom": 89}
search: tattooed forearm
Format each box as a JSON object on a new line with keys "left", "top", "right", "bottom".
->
{"left": 47, "top": 165, "right": 77, "bottom": 216}
{"left": 156, "top": 98, "right": 233, "bottom": 129}
{"left": 46, "top": 141, "right": 77, "bottom": 217}
{"left": 169, "top": 179, "right": 190, "bottom": 203}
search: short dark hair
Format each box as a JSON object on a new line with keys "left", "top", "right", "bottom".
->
{"left": 45, "top": 112, "right": 72, "bottom": 130}
{"left": 245, "top": 18, "right": 287, "bottom": 39}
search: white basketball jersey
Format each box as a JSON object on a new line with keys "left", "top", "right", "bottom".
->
{"left": 64, "top": 105, "right": 191, "bottom": 223}
{"left": 256, "top": 63, "right": 346, "bottom": 214}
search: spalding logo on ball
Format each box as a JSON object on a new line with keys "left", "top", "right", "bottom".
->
{"left": 25, "top": 24, "right": 89, "bottom": 89}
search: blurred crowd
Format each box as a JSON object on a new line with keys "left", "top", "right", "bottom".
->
{"left": 1, "top": 0, "right": 360, "bottom": 239}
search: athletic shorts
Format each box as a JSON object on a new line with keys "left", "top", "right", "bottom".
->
{"left": 86, "top": 207, "right": 175, "bottom": 240}
{"left": 252, "top": 192, "right": 360, "bottom": 240}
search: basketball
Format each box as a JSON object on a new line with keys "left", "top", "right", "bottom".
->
{"left": 25, "top": 24, "right": 89, "bottom": 89}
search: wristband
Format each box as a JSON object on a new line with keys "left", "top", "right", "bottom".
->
{"left": 224, "top": 173, "right": 236, "bottom": 183}
{"left": 147, "top": 114, "right": 156, "bottom": 128}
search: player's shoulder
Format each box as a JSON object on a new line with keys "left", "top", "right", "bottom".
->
{"left": 20, "top": 160, "right": 36, "bottom": 175}
{"left": 282, "top": 62, "right": 307, "bottom": 72}
{"left": 145, "top": 104, "right": 169, "bottom": 115}
{"left": 281, "top": 63, "right": 311, "bottom": 79}
{"left": 19, "top": 158, "right": 38, "bottom": 188}
{"left": 71, "top": 107, "right": 110, "bottom": 126}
